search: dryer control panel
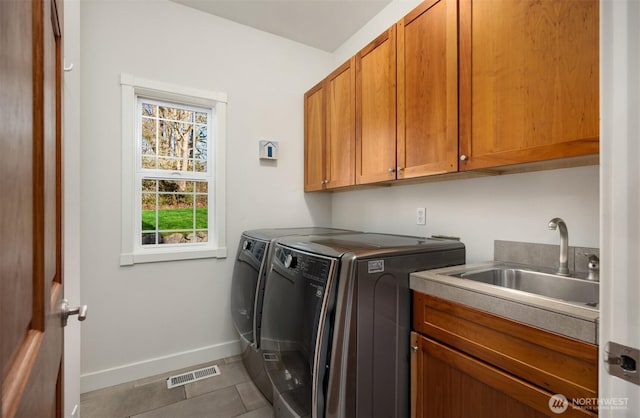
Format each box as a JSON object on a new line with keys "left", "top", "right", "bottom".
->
{"left": 274, "top": 245, "right": 333, "bottom": 285}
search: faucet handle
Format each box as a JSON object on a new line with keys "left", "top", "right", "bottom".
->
{"left": 582, "top": 253, "right": 600, "bottom": 269}
{"left": 581, "top": 253, "right": 599, "bottom": 281}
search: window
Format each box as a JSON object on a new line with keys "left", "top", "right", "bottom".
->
{"left": 120, "top": 74, "right": 227, "bottom": 265}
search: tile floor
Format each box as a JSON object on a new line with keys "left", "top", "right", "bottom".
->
{"left": 80, "top": 355, "right": 273, "bottom": 418}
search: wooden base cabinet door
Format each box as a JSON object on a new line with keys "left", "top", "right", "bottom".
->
{"left": 397, "top": 0, "right": 458, "bottom": 179}
{"left": 355, "top": 27, "right": 397, "bottom": 185}
{"left": 410, "top": 333, "right": 594, "bottom": 418}
{"left": 458, "top": 0, "right": 599, "bottom": 171}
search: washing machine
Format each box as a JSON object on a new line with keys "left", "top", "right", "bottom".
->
{"left": 259, "top": 233, "right": 465, "bottom": 417}
{"left": 229, "top": 227, "right": 355, "bottom": 402}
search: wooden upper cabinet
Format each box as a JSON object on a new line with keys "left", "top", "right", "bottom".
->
{"left": 459, "top": 0, "right": 599, "bottom": 171}
{"left": 303, "top": 59, "right": 355, "bottom": 192}
{"left": 355, "top": 27, "right": 397, "bottom": 185}
{"left": 326, "top": 58, "right": 356, "bottom": 189}
{"left": 304, "top": 82, "right": 325, "bottom": 192}
{"left": 306, "top": 0, "right": 599, "bottom": 190}
{"left": 397, "top": 0, "right": 458, "bottom": 179}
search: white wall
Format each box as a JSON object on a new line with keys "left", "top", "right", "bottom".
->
{"left": 330, "top": 0, "right": 599, "bottom": 261}
{"left": 333, "top": 0, "right": 422, "bottom": 65}
{"left": 332, "top": 167, "right": 599, "bottom": 263}
{"left": 79, "top": 0, "right": 333, "bottom": 391}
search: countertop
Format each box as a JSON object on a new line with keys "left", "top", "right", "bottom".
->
{"left": 410, "top": 261, "right": 599, "bottom": 344}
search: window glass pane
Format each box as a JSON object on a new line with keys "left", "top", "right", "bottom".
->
{"left": 193, "top": 160, "right": 207, "bottom": 173}
{"left": 159, "top": 106, "right": 193, "bottom": 123}
{"left": 196, "top": 181, "right": 208, "bottom": 193}
{"left": 194, "top": 125, "right": 207, "bottom": 160}
{"left": 157, "top": 194, "right": 194, "bottom": 231}
{"left": 174, "top": 181, "right": 194, "bottom": 193}
{"left": 141, "top": 196, "right": 156, "bottom": 231}
{"left": 195, "top": 112, "right": 207, "bottom": 124}
{"left": 157, "top": 156, "right": 178, "bottom": 171}
{"left": 157, "top": 121, "right": 194, "bottom": 171}
{"left": 191, "top": 231, "right": 208, "bottom": 243}
{"left": 142, "top": 179, "right": 156, "bottom": 192}
{"left": 196, "top": 195, "right": 208, "bottom": 229}
{"left": 141, "top": 103, "right": 157, "bottom": 117}
{"left": 142, "top": 156, "right": 156, "bottom": 169}
{"left": 160, "top": 230, "right": 191, "bottom": 245}
{"left": 141, "top": 117, "right": 156, "bottom": 155}
{"left": 157, "top": 120, "right": 174, "bottom": 159}
{"left": 141, "top": 232, "right": 161, "bottom": 245}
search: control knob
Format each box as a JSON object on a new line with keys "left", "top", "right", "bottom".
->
{"left": 284, "top": 254, "right": 297, "bottom": 269}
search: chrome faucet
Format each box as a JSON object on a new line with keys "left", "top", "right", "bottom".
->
{"left": 548, "top": 217, "right": 570, "bottom": 276}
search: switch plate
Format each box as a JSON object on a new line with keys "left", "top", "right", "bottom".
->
{"left": 416, "top": 208, "right": 426, "bottom": 225}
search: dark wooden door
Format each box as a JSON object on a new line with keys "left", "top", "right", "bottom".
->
{"left": 1, "top": 0, "right": 64, "bottom": 417}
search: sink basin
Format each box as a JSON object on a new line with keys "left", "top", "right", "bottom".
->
{"left": 450, "top": 267, "right": 599, "bottom": 307}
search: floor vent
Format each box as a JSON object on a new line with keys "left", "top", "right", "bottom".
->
{"left": 166, "top": 365, "right": 221, "bottom": 389}
{"left": 263, "top": 352, "right": 278, "bottom": 362}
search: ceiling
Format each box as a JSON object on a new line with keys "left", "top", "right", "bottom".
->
{"left": 170, "top": 0, "right": 392, "bottom": 52}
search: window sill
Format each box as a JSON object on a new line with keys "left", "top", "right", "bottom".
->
{"left": 119, "top": 246, "right": 227, "bottom": 266}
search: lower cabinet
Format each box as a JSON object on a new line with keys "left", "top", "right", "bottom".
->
{"left": 411, "top": 292, "right": 598, "bottom": 417}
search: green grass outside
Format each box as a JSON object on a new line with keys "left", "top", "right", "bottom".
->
{"left": 142, "top": 208, "right": 208, "bottom": 232}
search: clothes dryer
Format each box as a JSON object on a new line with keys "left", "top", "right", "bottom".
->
{"left": 230, "top": 227, "right": 354, "bottom": 402}
{"left": 259, "top": 233, "right": 465, "bottom": 417}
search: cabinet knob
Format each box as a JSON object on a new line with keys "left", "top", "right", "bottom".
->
{"left": 388, "top": 167, "right": 396, "bottom": 174}
{"left": 397, "top": 166, "right": 403, "bottom": 172}
{"left": 460, "top": 155, "right": 468, "bottom": 161}
{"left": 410, "top": 345, "right": 418, "bottom": 353}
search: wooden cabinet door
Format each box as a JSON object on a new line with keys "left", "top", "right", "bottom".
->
{"left": 458, "top": 0, "right": 599, "bottom": 171}
{"left": 355, "top": 27, "right": 397, "bottom": 185}
{"left": 411, "top": 333, "right": 594, "bottom": 418}
{"left": 304, "top": 82, "right": 325, "bottom": 192}
{"left": 1, "top": 0, "right": 65, "bottom": 416}
{"left": 397, "top": 0, "right": 458, "bottom": 179}
{"left": 325, "top": 58, "right": 356, "bottom": 189}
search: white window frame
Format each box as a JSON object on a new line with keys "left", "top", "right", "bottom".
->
{"left": 120, "top": 73, "right": 227, "bottom": 265}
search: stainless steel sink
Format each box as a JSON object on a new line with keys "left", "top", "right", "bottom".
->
{"left": 449, "top": 267, "right": 599, "bottom": 307}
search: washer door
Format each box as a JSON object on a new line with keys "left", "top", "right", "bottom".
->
{"left": 230, "top": 237, "right": 267, "bottom": 346}
{"left": 260, "top": 245, "right": 337, "bottom": 417}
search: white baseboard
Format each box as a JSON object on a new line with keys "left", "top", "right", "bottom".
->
{"left": 80, "top": 340, "right": 242, "bottom": 393}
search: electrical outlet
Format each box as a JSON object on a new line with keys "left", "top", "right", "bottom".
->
{"left": 416, "top": 207, "right": 426, "bottom": 225}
